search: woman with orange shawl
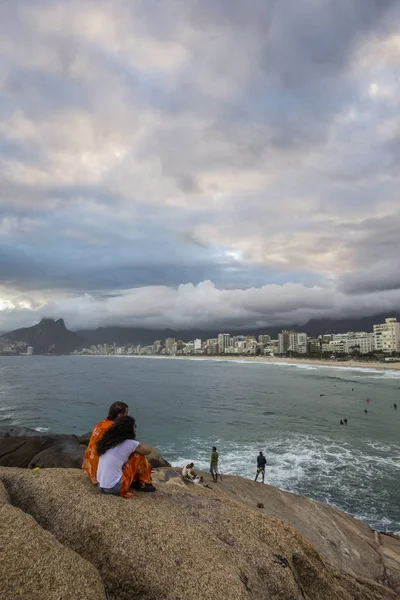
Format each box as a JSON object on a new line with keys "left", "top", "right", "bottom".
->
{"left": 82, "top": 402, "right": 154, "bottom": 496}
{"left": 96, "top": 416, "right": 155, "bottom": 496}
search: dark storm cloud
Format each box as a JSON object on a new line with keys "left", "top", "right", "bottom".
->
{"left": 1, "top": 0, "right": 400, "bottom": 329}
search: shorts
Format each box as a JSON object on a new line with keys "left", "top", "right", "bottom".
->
{"left": 210, "top": 463, "right": 218, "bottom": 474}
{"left": 98, "top": 479, "right": 121, "bottom": 495}
{"left": 257, "top": 467, "right": 265, "bottom": 474}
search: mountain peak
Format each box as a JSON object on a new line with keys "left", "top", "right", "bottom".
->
{"left": 39, "top": 318, "right": 56, "bottom": 325}
{"left": 4, "top": 318, "right": 81, "bottom": 354}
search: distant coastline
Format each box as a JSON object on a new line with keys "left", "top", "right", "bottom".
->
{"left": 84, "top": 353, "right": 400, "bottom": 372}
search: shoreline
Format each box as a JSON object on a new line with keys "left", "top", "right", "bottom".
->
{"left": 85, "top": 353, "right": 400, "bottom": 372}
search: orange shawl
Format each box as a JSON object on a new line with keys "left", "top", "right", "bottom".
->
{"left": 82, "top": 418, "right": 112, "bottom": 484}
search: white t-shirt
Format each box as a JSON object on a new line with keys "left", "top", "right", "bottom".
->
{"left": 182, "top": 464, "right": 194, "bottom": 479}
{"left": 97, "top": 439, "right": 140, "bottom": 489}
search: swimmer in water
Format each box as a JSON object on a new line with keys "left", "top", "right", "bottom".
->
{"left": 364, "top": 409, "right": 368, "bottom": 414}
{"left": 340, "top": 420, "right": 344, "bottom": 425}
{"left": 394, "top": 403, "right": 398, "bottom": 410}
{"left": 344, "top": 418, "right": 348, "bottom": 425}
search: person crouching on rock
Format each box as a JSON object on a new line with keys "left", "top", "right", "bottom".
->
{"left": 96, "top": 415, "right": 156, "bottom": 496}
{"left": 182, "top": 462, "right": 203, "bottom": 484}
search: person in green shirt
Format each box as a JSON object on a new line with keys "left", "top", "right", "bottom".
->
{"left": 210, "top": 446, "right": 220, "bottom": 482}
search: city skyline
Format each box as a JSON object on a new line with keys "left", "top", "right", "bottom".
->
{"left": 3, "top": 314, "right": 398, "bottom": 358}
{"left": 1, "top": 2, "right": 400, "bottom": 331}
{"left": 74, "top": 316, "right": 400, "bottom": 357}
{"left": 74, "top": 317, "right": 400, "bottom": 357}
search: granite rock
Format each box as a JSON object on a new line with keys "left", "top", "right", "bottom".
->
{"left": 1, "top": 467, "right": 398, "bottom": 600}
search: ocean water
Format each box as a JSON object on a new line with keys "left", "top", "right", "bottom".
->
{"left": 0, "top": 355, "right": 399, "bottom": 533}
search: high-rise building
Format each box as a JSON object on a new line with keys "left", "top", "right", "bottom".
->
{"left": 165, "top": 337, "right": 176, "bottom": 354}
{"left": 194, "top": 339, "right": 202, "bottom": 352}
{"left": 288, "top": 332, "right": 307, "bottom": 354}
{"left": 258, "top": 335, "right": 271, "bottom": 344}
{"left": 278, "top": 330, "right": 295, "bottom": 354}
{"left": 218, "top": 333, "right": 231, "bottom": 353}
{"left": 373, "top": 318, "right": 400, "bottom": 353}
{"left": 152, "top": 340, "right": 162, "bottom": 354}
{"left": 27, "top": 346, "right": 33, "bottom": 355}
{"left": 206, "top": 338, "right": 218, "bottom": 354}
{"left": 307, "top": 337, "right": 321, "bottom": 353}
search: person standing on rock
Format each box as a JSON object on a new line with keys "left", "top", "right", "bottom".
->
{"left": 96, "top": 415, "right": 155, "bottom": 497}
{"left": 255, "top": 451, "right": 267, "bottom": 483}
{"left": 210, "top": 446, "right": 220, "bottom": 482}
{"left": 82, "top": 402, "right": 153, "bottom": 493}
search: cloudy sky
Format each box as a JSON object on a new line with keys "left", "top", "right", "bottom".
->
{"left": 1, "top": 0, "right": 400, "bottom": 332}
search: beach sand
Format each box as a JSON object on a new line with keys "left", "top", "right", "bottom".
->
{"left": 109, "top": 353, "right": 400, "bottom": 371}
{"left": 198, "top": 355, "right": 400, "bottom": 371}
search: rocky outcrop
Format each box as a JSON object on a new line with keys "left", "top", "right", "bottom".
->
{"left": 0, "top": 480, "right": 105, "bottom": 600}
{"left": 28, "top": 442, "right": 87, "bottom": 469}
{"left": 157, "top": 468, "right": 400, "bottom": 595}
{"left": 146, "top": 446, "right": 171, "bottom": 468}
{"left": 0, "top": 426, "right": 47, "bottom": 438}
{"left": 0, "top": 431, "right": 80, "bottom": 468}
{"left": 0, "top": 426, "right": 171, "bottom": 470}
{"left": 0, "top": 468, "right": 398, "bottom": 600}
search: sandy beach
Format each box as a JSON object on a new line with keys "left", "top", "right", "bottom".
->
{"left": 204, "top": 355, "right": 400, "bottom": 371}
{"left": 107, "top": 353, "right": 400, "bottom": 371}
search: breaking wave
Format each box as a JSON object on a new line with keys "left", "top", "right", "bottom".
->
{"left": 161, "top": 432, "right": 400, "bottom": 533}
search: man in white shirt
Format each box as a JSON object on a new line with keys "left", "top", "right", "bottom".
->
{"left": 182, "top": 462, "right": 195, "bottom": 480}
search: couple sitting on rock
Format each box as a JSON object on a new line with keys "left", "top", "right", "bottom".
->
{"left": 82, "top": 401, "right": 155, "bottom": 498}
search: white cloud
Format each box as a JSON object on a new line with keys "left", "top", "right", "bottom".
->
{"left": 2, "top": 280, "right": 400, "bottom": 333}
{"left": 1, "top": 1, "right": 400, "bottom": 330}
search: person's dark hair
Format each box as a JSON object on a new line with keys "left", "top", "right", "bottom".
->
{"left": 189, "top": 462, "right": 194, "bottom": 468}
{"left": 259, "top": 451, "right": 263, "bottom": 455}
{"left": 107, "top": 401, "right": 128, "bottom": 421}
{"left": 97, "top": 415, "right": 136, "bottom": 456}
{"left": 212, "top": 446, "right": 217, "bottom": 452}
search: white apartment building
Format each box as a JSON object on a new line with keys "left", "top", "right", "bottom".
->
{"left": 258, "top": 334, "right": 271, "bottom": 344}
{"left": 325, "top": 331, "right": 374, "bottom": 355}
{"left": 165, "top": 337, "right": 176, "bottom": 354}
{"left": 184, "top": 341, "right": 195, "bottom": 354}
{"left": 344, "top": 334, "right": 374, "bottom": 355}
{"left": 235, "top": 340, "right": 246, "bottom": 352}
{"left": 288, "top": 332, "right": 308, "bottom": 354}
{"left": 206, "top": 338, "right": 218, "bottom": 354}
{"left": 277, "top": 331, "right": 307, "bottom": 354}
{"left": 373, "top": 318, "right": 400, "bottom": 353}
{"left": 194, "top": 339, "right": 202, "bottom": 352}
